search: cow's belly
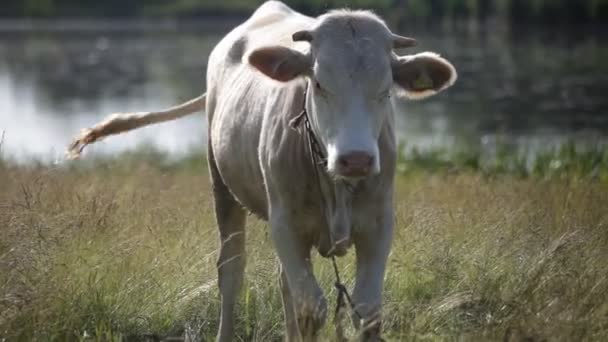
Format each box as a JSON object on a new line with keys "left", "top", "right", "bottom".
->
{"left": 210, "top": 100, "right": 269, "bottom": 219}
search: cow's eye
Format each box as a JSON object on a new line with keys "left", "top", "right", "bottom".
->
{"left": 377, "top": 90, "right": 391, "bottom": 102}
{"left": 315, "top": 81, "right": 323, "bottom": 91}
{"left": 315, "top": 80, "right": 328, "bottom": 97}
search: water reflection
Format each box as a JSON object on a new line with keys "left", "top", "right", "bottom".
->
{"left": 395, "top": 24, "right": 608, "bottom": 154}
{"left": 0, "top": 24, "right": 607, "bottom": 163}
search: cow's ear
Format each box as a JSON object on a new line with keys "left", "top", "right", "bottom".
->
{"left": 247, "top": 46, "right": 311, "bottom": 82}
{"left": 392, "top": 52, "right": 457, "bottom": 100}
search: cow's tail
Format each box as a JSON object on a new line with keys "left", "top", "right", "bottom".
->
{"left": 66, "top": 93, "right": 206, "bottom": 159}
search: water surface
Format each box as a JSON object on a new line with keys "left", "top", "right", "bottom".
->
{"left": 1, "top": 22, "right": 607, "bottom": 163}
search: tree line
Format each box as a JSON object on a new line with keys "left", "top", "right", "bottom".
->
{"left": 2, "top": 0, "right": 607, "bottom": 24}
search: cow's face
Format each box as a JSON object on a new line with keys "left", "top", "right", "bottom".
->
{"left": 247, "top": 11, "right": 457, "bottom": 180}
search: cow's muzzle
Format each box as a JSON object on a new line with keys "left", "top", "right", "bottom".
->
{"left": 336, "top": 151, "right": 374, "bottom": 178}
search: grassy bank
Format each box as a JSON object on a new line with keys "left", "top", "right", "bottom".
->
{"left": 398, "top": 141, "right": 608, "bottom": 181}
{"left": 1, "top": 152, "right": 607, "bottom": 341}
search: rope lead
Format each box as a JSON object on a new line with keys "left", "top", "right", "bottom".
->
{"left": 292, "top": 85, "right": 363, "bottom": 332}
{"left": 332, "top": 255, "right": 362, "bottom": 321}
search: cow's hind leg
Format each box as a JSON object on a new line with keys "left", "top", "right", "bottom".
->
{"left": 209, "top": 150, "right": 247, "bottom": 342}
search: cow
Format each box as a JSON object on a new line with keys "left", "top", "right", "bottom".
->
{"left": 67, "top": 1, "right": 457, "bottom": 341}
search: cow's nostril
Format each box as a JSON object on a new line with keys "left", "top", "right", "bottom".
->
{"left": 338, "top": 157, "right": 350, "bottom": 168}
{"left": 336, "top": 151, "right": 374, "bottom": 177}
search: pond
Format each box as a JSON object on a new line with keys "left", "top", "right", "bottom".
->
{"left": 1, "top": 20, "right": 607, "bottom": 163}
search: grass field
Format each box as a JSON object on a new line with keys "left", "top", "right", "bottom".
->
{"left": 1, "top": 150, "right": 607, "bottom": 341}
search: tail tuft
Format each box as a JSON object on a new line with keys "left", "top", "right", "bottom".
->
{"left": 66, "top": 128, "right": 98, "bottom": 159}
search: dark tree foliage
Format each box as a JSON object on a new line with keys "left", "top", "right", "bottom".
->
{"left": 1, "top": 0, "right": 607, "bottom": 24}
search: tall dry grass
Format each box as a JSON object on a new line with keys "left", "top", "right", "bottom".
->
{"left": 1, "top": 153, "right": 607, "bottom": 341}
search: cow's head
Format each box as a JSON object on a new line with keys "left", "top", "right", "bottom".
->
{"left": 247, "top": 10, "right": 456, "bottom": 180}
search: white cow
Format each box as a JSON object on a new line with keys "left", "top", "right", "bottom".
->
{"left": 68, "top": 2, "right": 456, "bottom": 341}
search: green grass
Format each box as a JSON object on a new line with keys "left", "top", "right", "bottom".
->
{"left": 398, "top": 141, "right": 608, "bottom": 181}
{"left": 1, "top": 151, "right": 607, "bottom": 341}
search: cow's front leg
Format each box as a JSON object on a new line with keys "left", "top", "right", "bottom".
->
{"left": 270, "top": 210, "right": 327, "bottom": 342}
{"left": 352, "top": 206, "right": 394, "bottom": 342}
{"left": 279, "top": 264, "right": 299, "bottom": 341}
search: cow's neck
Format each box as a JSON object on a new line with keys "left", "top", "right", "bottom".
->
{"left": 293, "top": 84, "right": 355, "bottom": 257}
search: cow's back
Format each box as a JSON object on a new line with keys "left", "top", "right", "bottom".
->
{"left": 206, "top": 2, "right": 313, "bottom": 218}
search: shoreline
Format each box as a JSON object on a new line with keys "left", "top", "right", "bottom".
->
{"left": 0, "top": 17, "right": 606, "bottom": 35}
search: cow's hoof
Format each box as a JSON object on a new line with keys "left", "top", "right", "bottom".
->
{"left": 359, "top": 321, "right": 384, "bottom": 342}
